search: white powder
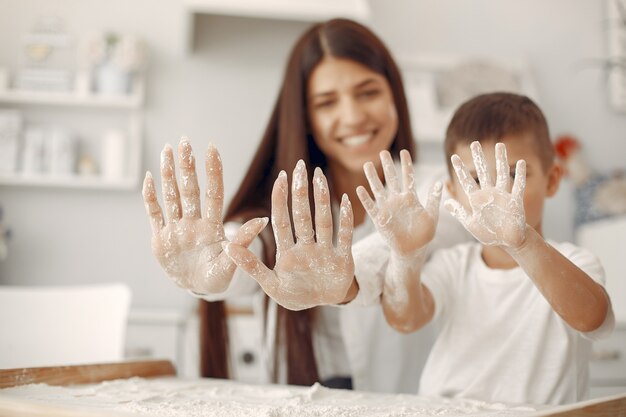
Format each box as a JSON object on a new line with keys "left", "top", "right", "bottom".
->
{"left": 0, "top": 377, "right": 542, "bottom": 417}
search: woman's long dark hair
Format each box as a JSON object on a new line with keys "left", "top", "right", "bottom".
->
{"left": 199, "top": 18, "right": 416, "bottom": 385}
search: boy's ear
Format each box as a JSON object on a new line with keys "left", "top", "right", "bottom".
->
{"left": 546, "top": 163, "right": 562, "bottom": 197}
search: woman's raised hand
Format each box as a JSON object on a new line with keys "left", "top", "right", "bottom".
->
{"left": 224, "top": 161, "right": 355, "bottom": 311}
{"left": 142, "top": 138, "right": 267, "bottom": 294}
{"left": 357, "top": 150, "right": 442, "bottom": 259}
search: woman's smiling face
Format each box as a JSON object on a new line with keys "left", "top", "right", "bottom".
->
{"left": 307, "top": 56, "right": 398, "bottom": 174}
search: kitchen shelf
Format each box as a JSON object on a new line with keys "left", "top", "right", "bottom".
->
{"left": 0, "top": 173, "right": 138, "bottom": 190}
{"left": 0, "top": 89, "right": 143, "bottom": 109}
{"left": 0, "top": 81, "right": 144, "bottom": 191}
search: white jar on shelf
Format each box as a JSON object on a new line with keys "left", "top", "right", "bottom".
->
{"left": 48, "top": 128, "right": 76, "bottom": 175}
{"left": 94, "top": 62, "right": 131, "bottom": 95}
{"left": 21, "top": 127, "right": 46, "bottom": 174}
{"left": 101, "top": 130, "right": 126, "bottom": 180}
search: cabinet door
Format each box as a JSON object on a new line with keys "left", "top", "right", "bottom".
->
{"left": 589, "top": 326, "right": 626, "bottom": 398}
{"left": 125, "top": 310, "right": 185, "bottom": 368}
{"left": 228, "top": 313, "right": 268, "bottom": 384}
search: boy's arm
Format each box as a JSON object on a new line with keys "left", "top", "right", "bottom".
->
{"left": 507, "top": 228, "right": 610, "bottom": 332}
{"left": 447, "top": 142, "right": 610, "bottom": 333}
{"left": 356, "top": 150, "right": 440, "bottom": 332}
{"left": 381, "top": 251, "right": 436, "bottom": 332}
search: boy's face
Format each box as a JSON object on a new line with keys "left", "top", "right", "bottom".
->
{"left": 446, "top": 133, "right": 561, "bottom": 235}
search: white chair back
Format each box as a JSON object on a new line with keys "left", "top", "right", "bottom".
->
{"left": 0, "top": 283, "right": 132, "bottom": 369}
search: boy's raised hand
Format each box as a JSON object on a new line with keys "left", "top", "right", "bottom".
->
{"left": 224, "top": 161, "right": 355, "bottom": 311}
{"left": 445, "top": 141, "right": 527, "bottom": 248}
{"left": 142, "top": 138, "right": 267, "bottom": 294}
{"left": 357, "top": 150, "right": 442, "bottom": 259}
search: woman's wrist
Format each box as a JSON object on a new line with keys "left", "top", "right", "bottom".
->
{"left": 340, "top": 277, "right": 360, "bottom": 304}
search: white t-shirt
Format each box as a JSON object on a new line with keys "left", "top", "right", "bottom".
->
{"left": 419, "top": 241, "right": 615, "bottom": 405}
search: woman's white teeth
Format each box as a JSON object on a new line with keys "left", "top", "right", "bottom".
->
{"left": 342, "top": 134, "right": 371, "bottom": 147}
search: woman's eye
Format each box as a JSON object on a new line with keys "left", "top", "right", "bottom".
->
{"left": 313, "top": 100, "right": 334, "bottom": 109}
{"left": 358, "top": 89, "right": 381, "bottom": 99}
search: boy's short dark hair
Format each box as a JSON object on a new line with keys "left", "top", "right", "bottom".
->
{"left": 444, "top": 92, "right": 554, "bottom": 172}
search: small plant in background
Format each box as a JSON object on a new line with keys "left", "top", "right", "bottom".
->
{"left": 78, "top": 31, "right": 147, "bottom": 73}
{"left": 0, "top": 206, "right": 11, "bottom": 261}
{"left": 77, "top": 31, "right": 147, "bottom": 94}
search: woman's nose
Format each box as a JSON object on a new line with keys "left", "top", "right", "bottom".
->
{"left": 337, "top": 97, "right": 366, "bottom": 126}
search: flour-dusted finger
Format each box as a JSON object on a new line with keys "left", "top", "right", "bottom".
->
{"left": 356, "top": 185, "right": 379, "bottom": 221}
{"left": 495, "top": 142, "right": 511, "bottom": 191}
{"left": 291, "top": 160, "right": 315, "bottom": 244}
{"left": 224, "top": 242, "right": 276, "bottom": 290}
{"left": 231, "top": 217, "right": 269, "bottom": 247}
{"left": 204, "top": 143, "right": 224, "bottom": 224}
{"left": 444, "top": 198, "right": 471, "bottom": 229}
{"left": 142, "top": 171, "right": 165, "bottom": 235}
{"left": 451, "top": 154, "right": 478, "bottom": 197}
{"left": 160, "top": 144, "right": 182, "bottom": 223}
{"left": 271, "top": 171, "right": 294, "bottom": 253}
{"left": 313, "top": 168, "right": 333, "bottom": 247}
{"left": 363, "top": 161, "right": 386, "bottom": 201}
{"left": 470, "top": 141, "right": 493, "bottom": 188}
{"left": 512, "top": 159, "right": 527, "bottom": 202}
{"left": 178, "top": 137, "right": 201, "bottom": 219}
{"left": 380, "top": 150, "right": 400, "bottom": 193}
{"left": 400, "top": 149, "right": 415, "bottom": 193}
{"left": 425, "top": 181, "right": 443, "bottom": 222}
{"left": 336, "top": 194, "right": 354, "bottom": 258}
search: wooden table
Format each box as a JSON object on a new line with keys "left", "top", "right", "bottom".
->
{"left": 0, "top": 361, "right": 624, "bottom": 417}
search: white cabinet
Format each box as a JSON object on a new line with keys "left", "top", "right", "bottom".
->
{"left": 125, "top": 309, "right": 187, "bottom": 370}
{"left": 125, "top": 306, "right": 266, "bottom": 383}
{"left": 0, "top": 81, "right": 143, "bottom": 190}
{"left": 181, "top": 0, "right": 371, "bottom": 53}
{"left": 589, "top": 323, "right": 626, "bottom": 398}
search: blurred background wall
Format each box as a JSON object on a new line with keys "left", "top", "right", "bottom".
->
{"left": 0, "top": 0, "right": 624, "bottom": 312}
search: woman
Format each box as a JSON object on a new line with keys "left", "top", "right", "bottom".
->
{"left": 142, "top": 18, "right": 469, "bottom": 392}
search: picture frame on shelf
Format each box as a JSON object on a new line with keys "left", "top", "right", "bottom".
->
{"left": 399, "top": 54, "right": 539, "bottom": 143}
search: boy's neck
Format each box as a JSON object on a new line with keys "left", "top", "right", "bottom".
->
{"left": 480, "top": 245, "right": 518, "bottom": 269}
{"left": 480, "top": 225, "right": 544, "bottom": 269}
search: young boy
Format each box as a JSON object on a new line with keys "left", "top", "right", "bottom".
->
{"left": 356, "top": 92, "right": 614, "bottom": 405}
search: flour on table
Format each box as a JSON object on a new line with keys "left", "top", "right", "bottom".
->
{"left": 1, "top": 377, "right": 540, "bottom": 417}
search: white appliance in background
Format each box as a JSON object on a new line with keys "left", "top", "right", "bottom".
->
{"left": 576, "top": 215, "right": 626, "bottom": 322}
{"left": 577, "top": 215, "right": 626, "bottom": 398}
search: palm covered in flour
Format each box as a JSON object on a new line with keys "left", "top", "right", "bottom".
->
{"left": 225, "top": 161, "right": 355, "bottom": 311}
{"left": 357, "top": 150, "right": 442, "bottom": 259}
{"left": 142, "top": 139, "right": 267, "bottom": 294}
{"left": 445, "top": 141, "right": 527, "bottom": 248}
